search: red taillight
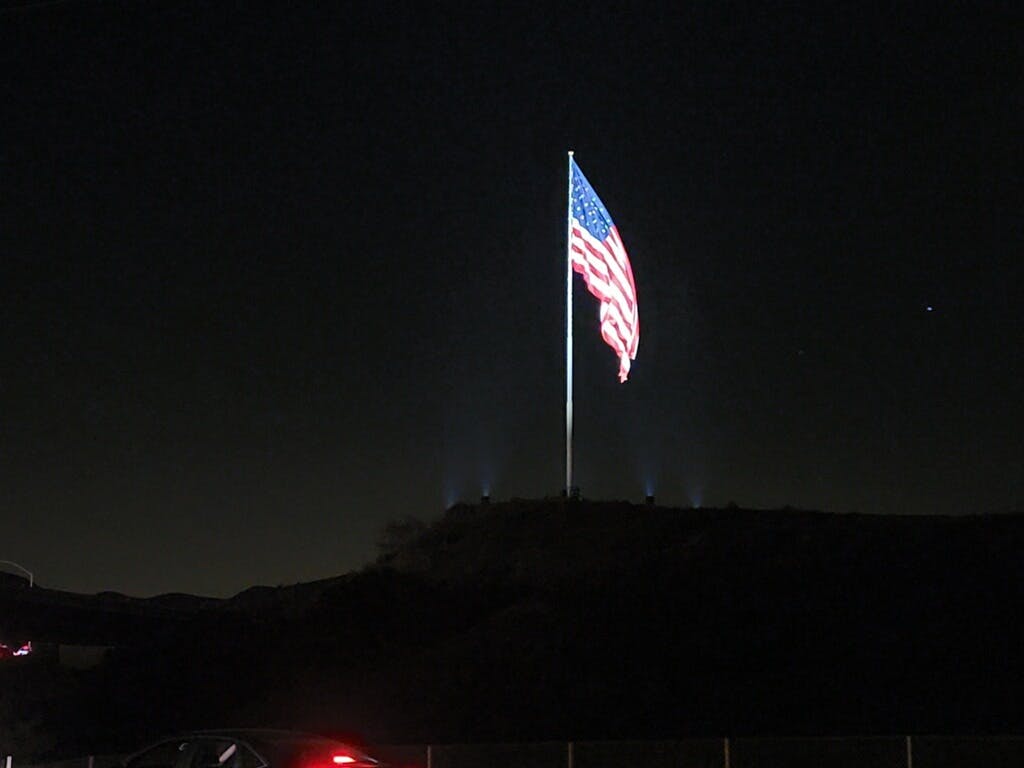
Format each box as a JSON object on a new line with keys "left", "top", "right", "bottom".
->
{"left": 306, "top": 749, "right": 375, "bottom": 768}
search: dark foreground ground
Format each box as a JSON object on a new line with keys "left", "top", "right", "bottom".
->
{"left": 4, "top": 499, "right": 1024, "bottom": 759}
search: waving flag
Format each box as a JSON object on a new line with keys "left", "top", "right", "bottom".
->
{"left": 568, "top": 159, "right": 639, "bottom": 382}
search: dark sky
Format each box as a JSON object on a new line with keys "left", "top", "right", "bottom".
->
{"left": 2, "top": 1, "right": 1021, "bottom": 597}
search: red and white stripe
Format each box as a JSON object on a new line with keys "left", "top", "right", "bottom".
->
{"left": 569, "top": 220, "right": 639, "bottom": 382}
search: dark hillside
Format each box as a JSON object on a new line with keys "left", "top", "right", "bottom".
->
{"left": 357, "top": 501, "right": 1024, "bottom": 738}
{"left": 4, "top": 500, "right": 1024, "bottom": 758}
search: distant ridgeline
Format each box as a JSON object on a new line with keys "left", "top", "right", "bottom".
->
{"left": 5, "top": 499, "right": 1024, "bottom": 760}
{"left": 0, "top": 579, "right": 246, "bottom": 648}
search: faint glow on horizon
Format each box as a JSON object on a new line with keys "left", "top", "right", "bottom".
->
{"left": 443, "top": 455, "right": 497, "bottom": 509}
{"left": 639, "top": 463, "right": 657, "bottom": 498}
{"left": 443, "top": 489, "right": 459, "bottom": 509}
{"left": 480, "top": 459, "right": 496, "bottom": 499}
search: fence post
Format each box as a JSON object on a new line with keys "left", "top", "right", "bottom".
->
{"left": 567, "top": 741, "right": 574, "bottom": 768}
{"left": 723, "top": 737, "right": 730, "bottom": 768}
{"left": 89, "top": 757, "right": 95, "bottom": 768}
{"left": 906, "top": 735, "right": 912, "bottom": 768}
{"left": 426, "top": 745, "right": 432, "bottom": 768}
{"left": 5, "top": 755, "right": 11, "bottom": 768}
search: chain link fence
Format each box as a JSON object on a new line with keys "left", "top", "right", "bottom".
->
{"left": 372, "top": 736, "right": 1024, "bottom": 768}
{"left": 11, "top": 736, "right": 1024, "bottom": 768}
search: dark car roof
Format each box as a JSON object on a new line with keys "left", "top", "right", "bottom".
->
{"left": 127, "top": 729, "right": 375, "bottom": 765}
{"left": 190, "top": 729, "right": 336, "bottom": 740}
{"left": 166, "top": 728, "right": 358, "bottom": 745}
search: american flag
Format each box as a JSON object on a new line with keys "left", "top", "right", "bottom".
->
{"left": 569, "top": 158, "right": 639, "bottom": 382}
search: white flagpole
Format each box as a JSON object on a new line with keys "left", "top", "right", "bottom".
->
{"left": 565, "top": 150, "right": 575, "bottom": 496}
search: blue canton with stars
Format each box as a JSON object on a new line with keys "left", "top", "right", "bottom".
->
{"left": 570, "top": 159, "right": 616, "bottom": 241}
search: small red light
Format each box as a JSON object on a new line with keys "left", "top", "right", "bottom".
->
{"left": 332, "top": 758, "right": 355, "bottom": 765}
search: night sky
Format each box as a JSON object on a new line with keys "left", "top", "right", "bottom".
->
{"left": 3, "top": 1, "right": 1020, "bottom": 597}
